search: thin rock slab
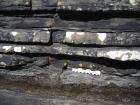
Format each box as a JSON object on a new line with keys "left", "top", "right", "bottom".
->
{"left": 54, "top": 18, "right": 140, "bottom": 31}
{"left": 0, "top": 89, "right": 136, "bottom": 105}
{"left": 32, "top": 0, "right": 57, "bottom": 10}
{"left": 0, "top": 54, "right": 32, "bottom": 68}
{"left": 0, "top": 17, "right": 54, "bottom": 28}
{"left": 57, "top": 0, "right": 140, "bottom": 11}
{"left": 0, "top": 29, "right": 50, "bottom": 43}
{"left": 0, "top": 0, "right": 31, "bottom": 11}
{"left": 32, "top": 0, "right": 140, "bottom": 12}
{"left": 0, "top": 44, "right": 140, "bottom": 61}
{"left": 52, "top": 31, "right": 140, "bottom": 45}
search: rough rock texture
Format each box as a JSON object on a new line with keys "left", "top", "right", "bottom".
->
{"left": 53, "top": 31, "right": 140, "bottom": 45}
{"left": 1, "top": 0, "right": 140, "bottom": 12}
{"left": 1, "top": 89, "right": 139, "bottom": 105}
{"left": 0, "top": 29, "right": 50, "bottom": 43}
{"left": 0, "top": 17, "right": 54, "bottom": 28}
{"left": 0, "top": 0, "right": 31, "bottom": 11}
{"left": 57, "top": 0, "right": 140, "bottom": 11}
{"left": 0, "top": 0, "right": 140, "bottom": 105}
{"left": 0, "top": 54, "right": 32, "bottom": 68}
{"left": 54, "top": 18, "right": 140, "bottom": 31}
{"left": 0, "top": 44, "right": 140, "bottom": 61}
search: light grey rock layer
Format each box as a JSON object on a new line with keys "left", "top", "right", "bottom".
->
{"left": 0, "top": 44, "right": 140, "bottom": 61}
{"left": 57, "top": 0, "right": 140, "bottom": 11}
{"left": 0, "top": 54, "right": 32, "bottom": 67}
{"left": 1, "top": 0, "right": 140, "bottom": 11}
{"left": 0, "top": 29, "right": 50, "bottom": 43}
{"left": 1, "top": 29, "right": 140, "bottom": 45}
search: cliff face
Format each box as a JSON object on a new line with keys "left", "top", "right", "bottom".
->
{"left": 0, "top": 0, "right": 140, "bottom": 105}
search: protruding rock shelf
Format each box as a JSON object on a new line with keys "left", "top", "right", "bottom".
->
{"left": 53, "top": 31, "right": 140, "bottom": 45}
{"left": 0, "top": 44, "right": 140, "bottom": 61}
{"left": 54, "top": 18, "right": 140, "bottom": 31}
{"left": 1, "top": 0, "right": 140, "bottom": 12}
{"left": 1, "top": 29, "right": 140, "bottom": 45}
{"left": 0, "top": 29, "right": 50, "bottom": 43}
{"left": 57, "top": 0, "right": 140, "bottom": 11}
{"left": 0, "top": 17, "right": 54, "bottom": 28}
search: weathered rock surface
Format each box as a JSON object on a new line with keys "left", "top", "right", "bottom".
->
{"left": 0, "top": 29, "right": 50, "bottom": 43}
{"left": 55, "top": 18, "right": 140, "bottom": 31}
{"left": 1, "top": 89, "right": 138, "bottom": 105}
{"left": 0, "top": 54, "right": 32, "bottom": 68}
{"left": 0, "top": 0, "right": 140, "bottom": 104}
{"left": 1, "top": 0, "right": 140, "bottom": 12}
{"left": 57, "top": 0, "right": 140, "bottom": 11}
{"left": 0, "top": 65, "right": 139, "bottom": 105}
{"left": 0, "top": 64, "right": 139, "bottom": 88}
{"left": 0, "top": 17, "right": 54, "bottom": 28}
{"left": 32, "top": 0, "right": 57, "bottom": 10}
{"left": 53, "top": 31, "right": 140, "bottom": 45}
{"left": 0, "top": 0, "right": 31, "bottom": 11}
{"left": 0, "top": 44, "right": 140, "bottom": 61}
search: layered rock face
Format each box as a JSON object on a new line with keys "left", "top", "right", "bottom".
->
{"left": 0, "top": 0, "right": 140, "bottom": 105}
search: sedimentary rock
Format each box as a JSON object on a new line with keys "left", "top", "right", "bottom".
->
{"left": 53, "top": 31, "right": 140, "bottom": 45}
{"left": 54, "top": 18, "right": 140, "bottom": 31}
{"left": 0, "top": 0, "right": 31, "bottom": 11}
{"left": 1, "top": 0, "right": 140, "bottom": 12}
{"left": 1, "top": 89, "right": 138, "bottom": 105}
{"left": 0, "top": 54, "right": 32, "bottom": 67}
{"left": 32, "top": 0, "right": 140, "bottom": 11}
{"left": 0, "top": 0, "right": 139, "bottom": 104}
{"left": 57, "top": 0, "right": 140, "bottom": 11}
{"left": 0, "top": 17, "right": 54, "bottom": 28}
{"left": 32, "top": 0, "right": 57, "bottom": 10}
{"left": 0, "top": 29, "right": 50, "bottom": 43}
{"left": 0, "top": 44, "right": 140, "bottom": 61}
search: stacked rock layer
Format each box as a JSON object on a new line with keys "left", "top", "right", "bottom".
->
{"left": 0, "top": 0, "right": 140, "bottom": 104}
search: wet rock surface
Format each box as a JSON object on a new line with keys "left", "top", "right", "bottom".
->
{"left": 0, "top": 0, "right": 140, "bottom": 105}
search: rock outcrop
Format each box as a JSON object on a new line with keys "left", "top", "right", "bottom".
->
{"left": 0, "top": 0, "right": 140, "bottom": 105}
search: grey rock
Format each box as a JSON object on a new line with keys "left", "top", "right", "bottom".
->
{"left": 53, "top": 31, "right": 140, "bottom": 45}
{"left": 0, "top": 29, "right": 50, "bottom": 43}
{"left": 60, "top": 70, "right": 140, "bottom": 88}
{"left": 0, "top": 0, "right": 139, "bottom": 104}
{"left": 0, "top": 54, "right": 32, "bottom": 67}
{"left": 0, "top": 44, "right": 140, "bottom": 61}
{"left": 0, "top": 0, "right": 31, "bottom": 11}
{"left": 34, "top": 57, "right": 50, "bottom": 67}
{"left": 57, "top": 0, "right": 140, "bottom": 11}
{"left": 32, "top": 0, "right": 57, "bottom": 10}
{"left": 0, "top": 65, "right": 139, "bottom": 88}
{"left": 0, "top": 17, "right": 54, "bottom": 28}
{"left": 0, "top": 89, "right": 135, "bottom": 105}
{"left": 1, "top": 0, "right": 140, "bottom": 12}
{"left": 55, "top": 18, "right": 140, "bottom": 31}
